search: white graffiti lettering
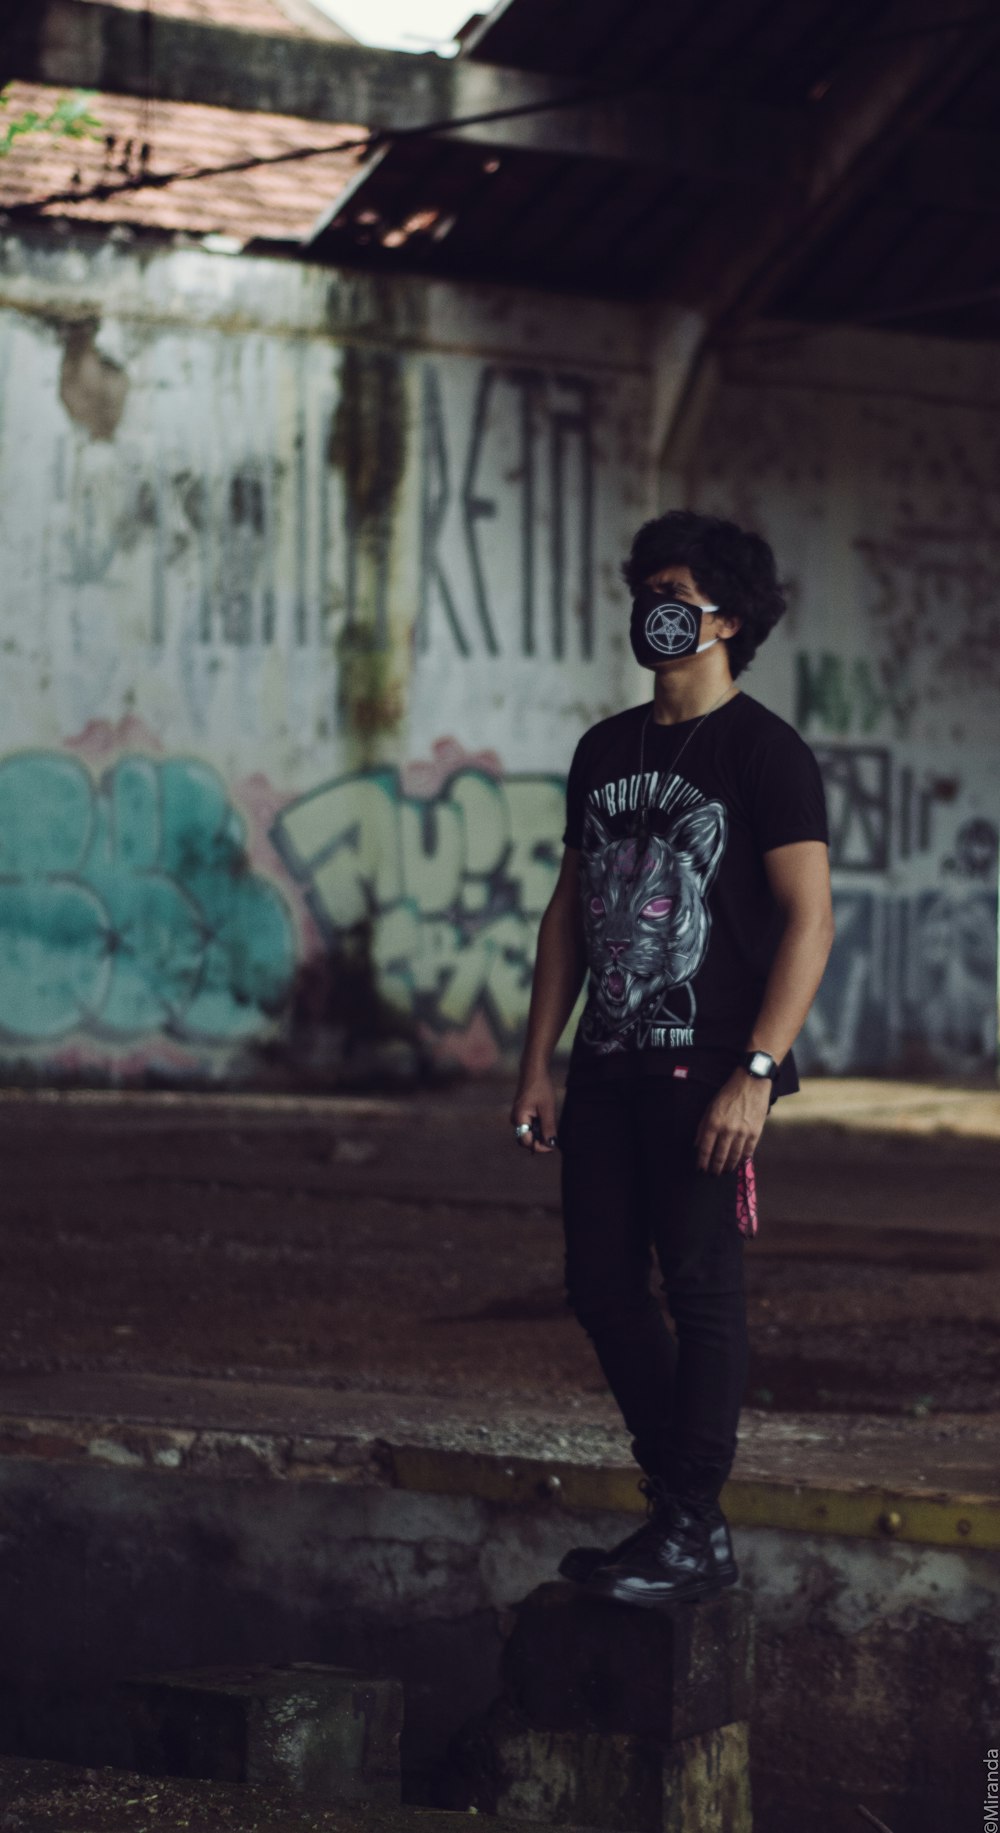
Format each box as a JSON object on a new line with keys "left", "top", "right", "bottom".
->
{"left": 274, "top": 766, "right": 565, "bottom": 1041}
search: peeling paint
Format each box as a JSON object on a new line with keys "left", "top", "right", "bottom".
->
{"left": 328, "top": 346, "right": 410, "bottom": 753}
{"left": 58, "top": 317, "right": 129, "bottom": 441}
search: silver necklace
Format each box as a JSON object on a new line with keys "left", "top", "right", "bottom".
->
{"left": 633, "top": 685, "right": 737, "bottom": 845}
{"left": 637, "top": 684, "right": 737, "bottom": 785}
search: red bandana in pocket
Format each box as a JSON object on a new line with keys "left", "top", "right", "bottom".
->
{"left": 736, "top": 1156, "right": 758, "bottom": 1239}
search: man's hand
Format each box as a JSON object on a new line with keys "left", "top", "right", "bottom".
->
{"left": 694, "top": 1070, "right": 772, "bottom": 1175}
{"left": 510, "top": 1073, "right": 558, "bottom": 1154}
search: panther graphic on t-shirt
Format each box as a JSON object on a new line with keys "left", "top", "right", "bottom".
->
{"left": 579, "top": 792, "right": 727, "bottom": 1051}
{"left": 562, "top": 693, "right": 830, "bottom": 1090}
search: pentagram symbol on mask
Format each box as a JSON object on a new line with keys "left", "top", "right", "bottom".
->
{"left": 644, "top": 600, "right": 699, "bottom": 656}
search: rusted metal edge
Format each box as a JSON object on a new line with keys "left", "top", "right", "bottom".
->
{"left": 388, "top": 1444, "right": 1000, "bottom": 1552}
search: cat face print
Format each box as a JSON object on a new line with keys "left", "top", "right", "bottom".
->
{"left": 580, "top": 800, "right": 727, "bottom": 1034}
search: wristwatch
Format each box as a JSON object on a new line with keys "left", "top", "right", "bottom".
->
{"left": 742, "top": 1049, "right": 780, "bottom": 1081}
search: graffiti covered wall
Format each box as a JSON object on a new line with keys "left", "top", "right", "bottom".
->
{"left": 674, "top": 324, "right": 1000, "bottom": 1076}
{"left": 0, "top": 232, "right": 648, "bottom": 1081}
{"left": 274, "top": 740, "right": 573, "bottom": 1070}
{"left": 1, "top": 228, "right": 998, "bottom": 1084}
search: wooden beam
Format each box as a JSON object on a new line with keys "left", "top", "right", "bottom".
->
{"left": 673, "top": 0, "right": 1000, "bottom": 332}
{"left": 7, "top": 0, "right": 800, "bottom": 184}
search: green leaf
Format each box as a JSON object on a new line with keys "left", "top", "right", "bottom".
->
{"left": 0, "top": 86, "right": 102, "bottom": 157}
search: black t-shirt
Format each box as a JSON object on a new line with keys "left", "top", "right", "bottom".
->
{"left": 561, "top": 690, "right": 829, "bottom": 1100}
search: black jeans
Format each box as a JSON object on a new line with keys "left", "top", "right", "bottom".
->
{"left": 558, "top": 1075, "right": 750, "bottom": 1505}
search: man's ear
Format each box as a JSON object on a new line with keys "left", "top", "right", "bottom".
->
{"left": 719, "top": 613, "right": 743, "bottom": 640}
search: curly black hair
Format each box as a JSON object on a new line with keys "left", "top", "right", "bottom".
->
{"left": 621, "top": 508, "right": 787, "bottom": 680}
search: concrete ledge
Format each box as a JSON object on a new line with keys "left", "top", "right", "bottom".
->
{"left": 2, "top": 1371, "right": 1000, "bottom": 1550}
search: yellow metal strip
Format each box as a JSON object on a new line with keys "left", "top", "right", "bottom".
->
{"left": 389, "top": 1444, "right": 1000, "bottom": 1552}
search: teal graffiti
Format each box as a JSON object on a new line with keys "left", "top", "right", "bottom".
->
{"left": 0, "top": 753, "right": 295, "bottom": 1042}
{"left": 273, "top": 766, "right": 565, "bottom": 1040}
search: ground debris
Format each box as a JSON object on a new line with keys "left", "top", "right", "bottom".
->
{"left": 0, "top": 1755, "right": 577, "bottom": 1833}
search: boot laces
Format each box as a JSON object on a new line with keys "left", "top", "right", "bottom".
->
{"left": 639, "top": 1474, "right": 718, "bottom": 1523}
{"left": 637, "top": 1475, "right": 674, "bottom": 1521}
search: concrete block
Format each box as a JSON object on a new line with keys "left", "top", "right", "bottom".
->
{"left": 118, "top": 1661, "right": 402, "bottom": 1803}
{"left": 447, "top": 1696, "right": 752, "bottom": 1832}
{"left": 499, "top": 1579, "right": 754, "bottom": 1742}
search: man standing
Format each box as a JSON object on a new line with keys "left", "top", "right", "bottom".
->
{"left": 510, "top": 509, "right": 834, "bottom": 1609}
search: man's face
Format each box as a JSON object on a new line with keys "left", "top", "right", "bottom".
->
{"left": 643, "top": 563, "right": 742, "bottom": 662}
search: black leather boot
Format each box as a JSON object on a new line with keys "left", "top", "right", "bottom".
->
{"left": 558, "top": 1476, "right": 738, "bottom": 1588}
{"left": 581, "top": 1476, "right": 730, "bottom": 1608}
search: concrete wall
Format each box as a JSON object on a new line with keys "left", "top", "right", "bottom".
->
{"left": 0, "top": 1456, "right": 994, "bottom": 1829}
{"left": 1, "top": 229, "right": 997, "bottom": 1085}
{"left": 668, "top": 324, "right": 1000, "bottom": 1079}
{"left": 0, "top": 229, "right": 652, "bottom": 1085}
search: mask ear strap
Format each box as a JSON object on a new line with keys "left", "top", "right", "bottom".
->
{"left": 694, "top": 599, "right": 722, "bottom": 654}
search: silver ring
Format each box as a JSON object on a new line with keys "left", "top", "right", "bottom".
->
{"left": 515, "top": 1122, "right": 532, "bottom": 1139}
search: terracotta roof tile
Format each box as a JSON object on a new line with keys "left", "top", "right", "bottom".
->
{"left": 76, "top": 0, "right": 344, "bottom": 37}
{"left": 0, "top": 81, "right": 367, "bottom": 240}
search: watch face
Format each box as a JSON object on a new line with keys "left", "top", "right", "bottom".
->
{"left": 749, "top": 1052, "right": 775, "bottom": 1077}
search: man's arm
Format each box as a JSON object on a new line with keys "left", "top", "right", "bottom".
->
{"left": 694, "top": 839, "right": 835, "bottom": 1175}
{"left": 511, "top": 845, "right": 587, "bottom": 1155}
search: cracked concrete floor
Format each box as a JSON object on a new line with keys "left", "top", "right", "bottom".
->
{"left": 1, "top": 1080, "right": 999, "bottom": 1422}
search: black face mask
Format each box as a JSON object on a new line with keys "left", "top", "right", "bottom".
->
{"left": 629, "top": 582, "right": 721, "bottom": 669}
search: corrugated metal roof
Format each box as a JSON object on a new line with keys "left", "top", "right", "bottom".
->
{"left": 308, "top": 0, "right": 1000, "bottom": 338}
{"left": 308, "top": 134, "right": 722, "bottom": 296}
{"left": 767, "top": 45, "right": 1000, "bottom": 339}
{"left": 461, "top": 0, "right": 876, "bottom": 106}
{"left": 305, "top": 0, "right": 883, "bottom": 288}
